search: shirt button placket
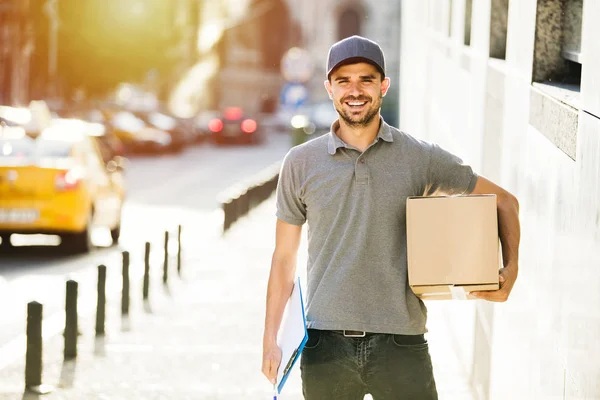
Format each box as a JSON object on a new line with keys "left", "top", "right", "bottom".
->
{"left": 355, "top": 156, "right": 368, "bottom": 185}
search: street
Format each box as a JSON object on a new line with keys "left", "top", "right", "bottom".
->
{"left": 0, "top": 130, "right": 291, "bottom": 370}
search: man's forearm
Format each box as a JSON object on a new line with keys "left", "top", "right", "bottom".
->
{"left": 498, "top": 193, "right": 520, "bottom": 268}
{"left": 263, "top": 255, "right": 296, "bottom": 346}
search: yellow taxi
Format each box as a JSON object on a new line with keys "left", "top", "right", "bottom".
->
{"left": 0, "top": 121, "right": 125, "bottom": 253}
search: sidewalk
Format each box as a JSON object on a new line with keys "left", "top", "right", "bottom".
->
{"left": 0, "top": 197, "right": 477, "bottom": 400}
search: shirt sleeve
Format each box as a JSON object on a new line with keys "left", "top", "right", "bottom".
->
{"left": 425, "top": 143, "right": 478, "bottom": 196}
{"left": 275, "top": 150, "right": 306, "bottom": 225}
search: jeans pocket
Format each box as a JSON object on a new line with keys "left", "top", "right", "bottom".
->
{"left": 392, "top": 334, "right": 428, "bottom": 349}
{"left": 304, "top": 329, "right": 322, "bottom": 349}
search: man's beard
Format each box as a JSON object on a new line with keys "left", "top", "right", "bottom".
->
{"left": 335, "top": 93, "right": 382, "bottom": 128}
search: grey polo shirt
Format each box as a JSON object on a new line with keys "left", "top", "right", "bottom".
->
{"left": 276, "top": 118, "right": 478, "bottom": 334}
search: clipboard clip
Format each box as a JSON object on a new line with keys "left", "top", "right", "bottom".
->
{"left": 282, "top": 347, "right": 299, "bottom": 377}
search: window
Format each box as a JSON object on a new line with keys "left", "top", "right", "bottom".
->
{"left": 532, "top": 0, "right": 583, "bottom": 92}
{"left": 489, "top": 0, "right": 509, "bottom": 59}
{"left": 529, "top": 0, "right": 583, "bottom": 161}
{"left": 464, "top": 0, "right": 472, "bottom": 45}
{"left": 561, "top": 0, "right": 582, "bottom": 64}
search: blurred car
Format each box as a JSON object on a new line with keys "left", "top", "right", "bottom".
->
{"left": 0, "top": 124, "right": 125, "bottom": 253}
{"left": 50, "top": 117, "right": 127, "bottom": 170}
{"left": 208, "top": 107, "right": 264, "bottom": 145}
{"left": 260, "top": 107, "right": 295, "bottom": 134}
{"left": 294, "top": 101, "right": 338, "bottom": 137}
{"left": 133, "top": 111, "right": 195, "bottom": 152}
{"left": 105, "top": 111, "right": 172, "bottom": 155}
{"left": 194, "top": 110, "right": 221, "bottom": 142}
{"left": 67, "top": 109, "right": 126, "bottom": 158}
{"left": 0, "top": 103, "right": 52, "bottom": 137}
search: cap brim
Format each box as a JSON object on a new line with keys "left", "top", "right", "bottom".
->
{"left": 327, "top": 57, "right": 385, "bottom": 78}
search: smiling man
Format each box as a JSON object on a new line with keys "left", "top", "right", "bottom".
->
{"left": 262, "top": 36, "right": 520, "bottom": 399}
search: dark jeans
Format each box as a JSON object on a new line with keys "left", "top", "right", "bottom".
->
{"left": 300, "top": 329, "right": 438, "bottom": 400}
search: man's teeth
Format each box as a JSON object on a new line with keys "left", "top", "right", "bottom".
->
{"left": 348, "top": 101, "right": 366, "bottom": 106}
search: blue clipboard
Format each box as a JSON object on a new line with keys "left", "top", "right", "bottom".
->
{"left": 276, "top": 277, "right": 308, "bottom": 395}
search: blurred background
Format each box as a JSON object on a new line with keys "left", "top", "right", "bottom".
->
{"left": 1, "top": 1, "right": 600, "bottom": 399}
{"left": 0, "top": 0, "right": 399, "bottom": 128}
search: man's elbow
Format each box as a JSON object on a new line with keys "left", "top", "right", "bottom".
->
{"left": 497, "top": 190, "right": 519, "bottom": 214}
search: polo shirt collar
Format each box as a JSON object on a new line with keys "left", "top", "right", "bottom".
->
{"left": 327, "top": 117, "right": 394, "bottom": 155}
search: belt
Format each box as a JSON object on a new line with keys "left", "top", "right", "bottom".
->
{"left": 331, "top": 330, "right": 372, "bottom": 337}
{"left": 329, "top": 330, "right": 426, "bottom": 344}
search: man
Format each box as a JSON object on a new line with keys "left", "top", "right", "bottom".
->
{"left": 262, "top": 36, "right": 520, "bottom": 399}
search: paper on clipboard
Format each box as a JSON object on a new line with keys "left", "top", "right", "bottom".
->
{"left": 276, "top": 277, "right": 308, "bottom": 394}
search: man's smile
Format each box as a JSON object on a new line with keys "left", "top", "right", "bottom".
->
{"left": 343, "top": 98, "right": 370, "bottom": 111}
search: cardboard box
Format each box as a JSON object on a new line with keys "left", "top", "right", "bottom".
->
{"left": 406, "top": 195, "right": 501, "bottom": 300}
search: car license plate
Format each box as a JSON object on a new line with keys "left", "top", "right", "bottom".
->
{"left": 0, "top": 209, "right": 39, "bottom": 224}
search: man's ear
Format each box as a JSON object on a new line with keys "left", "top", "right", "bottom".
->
{"left": 324, "top": 80, "right": 333, "bottom": 100}
{"left": 381, "top": 77, "right": 391, "bottom": 97}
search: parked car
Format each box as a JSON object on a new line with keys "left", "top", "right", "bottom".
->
{"left": 133, "top": 111, "right": 192, "bottom": 152}
{"left": 0, "top": 124, "right": 125, "bottom": 252}
{"left": 208, "top": 107, "right": 264, "bottom": 145}
{"left": 104, "top": 111, "right": 172, "bottom": 155}
{"left": 0, "top": 103, "right": 51, "bottom": 137}
{"left": 67, "top": 109, "right": 126, "bottom": 158}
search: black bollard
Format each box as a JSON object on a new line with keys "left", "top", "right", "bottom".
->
{"left": 236, "top": 191, "right": 245, "bottom": 219}
{"left": 177, "top": 225, "right": 182, "bottom": 276}
{"left": 222, "top": 200, "right": 233, "bottom": 233}
{"left": 95, "top": 265, "right": 107, "bottom": 336}
{"left": 25, "top": 301, "right": 43, "bottom": 388}
{"left": 240, "top": 189, "right": 250, "bottom": 217}
{"left": 231, "top": 194, "right": 240, "bottom": 225}
{"left": 162, "top": 231, "right": 169, "bottom": 285}
{"left": 64, "top": 280, "right": 78, "bottom": 360}
{"left": 257, "top": 181, "right": 267, "bottom": 204}
{"left": 247, "top": 185, "right": 256, "bottom": 210}
{"left": 121, "top": 251, "right": 130, "bottom": 316}
{"left": 268, "top": 174, "right": 279, "bottom": 196}
{"left": 143, "top": 242, "right": 150, "bottom": 300}
{"left": 237, "top": 190, "right": 247, "bottom": 218}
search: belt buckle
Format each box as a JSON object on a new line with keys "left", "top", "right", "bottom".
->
{"left": 343, "top": 330, "right": 366, "bottom": 338}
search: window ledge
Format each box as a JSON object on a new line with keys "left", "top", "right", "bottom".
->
{"left": 532, "top": 81, "right": 581, "bottom": 111}
{"left": 529, "top": 85, "right": 579, "bottom": 160}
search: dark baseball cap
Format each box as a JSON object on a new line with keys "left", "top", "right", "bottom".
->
{"left": 326, "top": 35, "right": 386, "bottom": 78}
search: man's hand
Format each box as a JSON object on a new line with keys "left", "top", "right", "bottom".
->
{"left": 470, "top": 264, "right": 518, "bottom": 302}
{"left": 262, "top": 342, "right": 282, "bottom": 385}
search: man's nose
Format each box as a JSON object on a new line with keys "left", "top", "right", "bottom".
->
{"left": 347, "top": 83, "right": 362, "bottom": 96}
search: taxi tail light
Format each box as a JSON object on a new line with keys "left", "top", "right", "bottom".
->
{"left": 241, "top": 119, "right": 257, "bottom": 134}
{"left": 55, "top": 170, "right": 81, "bottom": 191}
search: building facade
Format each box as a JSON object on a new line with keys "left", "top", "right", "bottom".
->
{"left": 0, "top": 0, "right": 35, "bottom": 106}
{"left": 215, "top": 0, "right": 293, "bottom": 115}
{"left": 399, "top": 0, "right": 600, "bottom": 398}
